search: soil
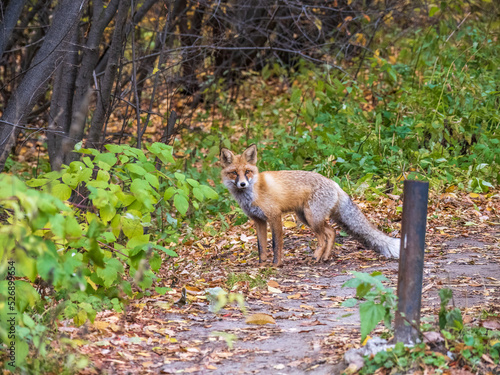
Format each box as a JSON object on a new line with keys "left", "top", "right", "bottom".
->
{"left": 77, "top": 224, "right": 500, "bottom": 375}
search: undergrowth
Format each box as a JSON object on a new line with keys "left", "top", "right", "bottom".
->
{"left": 1, "top": 3, "right": 499, "bottom": 372}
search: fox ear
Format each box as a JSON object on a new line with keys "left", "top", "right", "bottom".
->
{"left": 242, "top": 144, "right": 257, "bottom": 165}
{"left": 220, "top": 148, "right": 234, "bottom": 166}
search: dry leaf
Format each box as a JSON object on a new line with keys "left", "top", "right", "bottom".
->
{"left": 482, "top": 319, "right": 500, "bottom": 330}
{"left": 268, "top": 286, "right": 282, "bottom": 294}
{"left": 184, "top": 286, "right": 203, "bottom": 295}
{"left": 245, "top": 313, "right": 276, "bottom": 325}
{"left": 267, "top": 280, "right": 280, "bottom": 288}
{"left": 299, "top": 304, "right": 315, "bottom": 311}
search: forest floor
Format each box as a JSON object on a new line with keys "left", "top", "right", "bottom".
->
{"left": 68, "top": 192, "right": 500, "bottom": 375}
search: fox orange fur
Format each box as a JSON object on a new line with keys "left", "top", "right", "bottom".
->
{"left": 220, "top": 144, "right": 400, "bottom": 266}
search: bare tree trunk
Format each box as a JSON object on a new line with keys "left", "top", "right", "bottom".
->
{"left": 0, "top": 0, "right": 27, "bottom": 59}
{"left": 86, "top": 0, "right": 129, "bottom": 149}
{"left": 0, "top": 0, "right": 87, "bottom": 172}
{"left": 63, "top": 0, "right": 121, "bottom": 165}
{"left": 47, "top": 23, "right": 80, "bottom": 170}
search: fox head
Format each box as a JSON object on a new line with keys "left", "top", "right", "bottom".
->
{"left": 220, "top": 144, "right": 259, "bottom": 191}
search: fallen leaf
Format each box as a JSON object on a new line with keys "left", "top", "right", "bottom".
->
{"left": 482, "top": 319, "right": 500, "bottom": 330}
{"left": 267, "top": 280, "right": 280, "bottom": 288}
{"left": 423, "top": 331, "right": 444, "bottom": 343}
{"left": 245, "top": 313, "right": 276, "bottom": 325}
{"left": 299, "top": 304, "right": 315, "bottom": 311}
{"left": 268, "top": 286, "right": 282, "bottom": 294}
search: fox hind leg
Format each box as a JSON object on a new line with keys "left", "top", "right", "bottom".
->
{"left": 320, "top": 225, "right": 336, "bottom": 261}
{"left": 302, "top": 208, "right": 328, "bottom": 261}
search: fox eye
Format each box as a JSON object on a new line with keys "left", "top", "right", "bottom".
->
{"left": 245, "top": 170, "right": 252, "bottom": 174}
{"left": 229, "top": 171, "right": 237, "bottom": 176}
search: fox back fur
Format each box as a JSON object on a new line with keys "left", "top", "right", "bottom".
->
{"left": 220, "top": 144, "right": 400, "bottom": 266}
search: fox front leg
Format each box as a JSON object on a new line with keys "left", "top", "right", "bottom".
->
{"left": 254, "top": 218, "right": 268, "bottom": 263}
{"left": 268, "top": 216, "right": 284, "bottom": 266}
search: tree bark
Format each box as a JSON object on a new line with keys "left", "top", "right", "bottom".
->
{"left": 63, "top": 0, "right": 121, "bottom": 165}
{"left": 47, "top": 23, "right": 80, "bottom": 170}
{"left": 86, "top": 0, "right": 129, "bottom": 149}
{"left": 0, "top": 0, "right": 27, "bottom": 59}
{"left": 0, "top": 0, "right": 88, "bottom": 172}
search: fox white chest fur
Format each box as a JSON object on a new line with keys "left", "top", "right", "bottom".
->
{"left": 223, "top": 176, "right": 268, "bottom": 221}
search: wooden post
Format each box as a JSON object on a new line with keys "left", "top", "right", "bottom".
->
{"left": 394, "top": 180, "right": 429, "bottom": 344}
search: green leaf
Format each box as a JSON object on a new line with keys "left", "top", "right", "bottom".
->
{"left": 121, "top": 215, "right": 143, "bottom": 239}
{"left": 199, "top": 185, "right": 218, "bottom": 199}
{"left": 74, "top": 308, "right": 87, "bottom": 327}
{"left": 126, "top": 234, "right": 150, "bottom": 250}
{"left": 186, "top": 178, "right": 200, "bottom": 187}
{"left": 100, "top": 204, "right": 116, "bottom": 223}
{"left": 96, "top": 258, "right": 124, "bottom": 288}
{"left": 174, "top": 172, "right": 186, "bottom": 182}
{"left": 429, "top": 5, "right": 439, "bottom": 16}
{"left": 164, "top": 187, "right": 176, "bottom": 200}
{"left": 105, "top": 144, "right": 125, "bottom": 154}
{"left": 149, "top": 251, "right": 162, "bottom": 271}
{"left": 0, "top": 281, "right": 40, "bottom": 313}
{"left": 127, "top": 163, "right": 147, "bottom": 176}
{"left": 342, "top": 298, "right": 358, "bottom": 308}
{"left": 159, "top": 149, "right": 175, "bottom": 164}
{"left": 152, "top": 244, "right": 178, "bottom": 257}
{"left": 291, "top": 88, "right": 302, "bottom": 105}
{"left": 192, "top": 187, "right": 204, "bottom": 201}
{"left": 130, "top": 179, "right": 151, "bottom": 194}
{"left": 305, "top": 100, "right": 315, "bottom": 117}
{"left": 26, "top": 178, "right": 49, "bottom": 187}
{"left": 174, "top": 194, "right": 189, "bottom": 216}
{"left": 145, "top": 174, "right": 159, "bottom": 189}
{"left": 65, "top": 216, "right": 82, "bottom": 237}
{"left": 97, "top": 170, "right": 110, "bottom": 183}
{"left": 359, "top": 301, "right": 385, "bottom": 342}
{"left": 155, "top": 287, "right": 170, "bottom": 295}
{"left": 95, "top": 153, "right": 117, "bottom": 170}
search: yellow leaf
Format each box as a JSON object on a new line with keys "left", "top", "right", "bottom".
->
{"left": 283, "top": 221, "right": 297, "bottom": 228}
{"left": 314, "top": 18, "right": 322, "bottom": 31}
{"left": 245, "top": 313, "right": 276, "bottom": 325}
{"left": 184, "top": 286, "right": 203, "bottom": 295}
{"left": 85, "top": 276, "right": 98, "bottom": 291}
{"left": 362, "top": 335, "right": 372, "bottom": 346}
{"left": 93, "top": 321, "right": 109, "bottom": 330}
{"left": 353, "top": 33, "right": 367, "bottom": 47}
{"left": 469, "top": 193, "right": 480, "bottom": 198}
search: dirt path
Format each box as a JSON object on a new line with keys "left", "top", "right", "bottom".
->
{"left": 75, "top": 225, "right": 499, "bottom": 374}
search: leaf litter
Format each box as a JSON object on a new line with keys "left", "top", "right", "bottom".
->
{"left": 71, "top": 190, "right": 499, "bottom": 374}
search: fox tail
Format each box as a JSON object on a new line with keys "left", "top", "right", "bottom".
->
{"left": 333, "top": 194, "right": 400, "bottom": 258}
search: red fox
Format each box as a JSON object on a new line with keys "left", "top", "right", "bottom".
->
{"left": 220, "top": 144, "right": 400, "bottom": 266}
